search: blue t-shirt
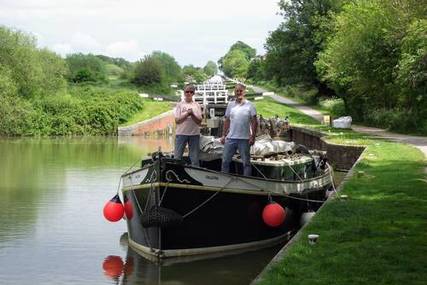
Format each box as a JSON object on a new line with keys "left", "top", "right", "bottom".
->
{"left": 225, "top": 100, "right": 257, "bottom": 139}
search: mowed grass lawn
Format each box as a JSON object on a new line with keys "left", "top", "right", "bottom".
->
{"left": 254, "top": 102, "right": 427, "bottom": 284}
{"left": 254, "top": 97, "right": 319, "bottom": 125}
{"left": 120, "top": 100, "right": 172, "bottom": 127}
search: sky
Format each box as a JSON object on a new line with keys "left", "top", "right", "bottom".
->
{"left": 0, "top": 0, "right": 283, "bottom": 66}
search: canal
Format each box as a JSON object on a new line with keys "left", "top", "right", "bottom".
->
{"left": 0, "top": 137, "right": 289, "bottom": 285}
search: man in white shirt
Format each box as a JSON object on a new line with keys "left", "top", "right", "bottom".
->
{"left": 220, "top": 83, "right": 257, "bottom": 176}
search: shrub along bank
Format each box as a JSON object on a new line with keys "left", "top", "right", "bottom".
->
{"left": 254, "top": 102, "right": 427, "bottom": 284}
{"left": 0, "top": 86, "right": 144, "bottom": 136}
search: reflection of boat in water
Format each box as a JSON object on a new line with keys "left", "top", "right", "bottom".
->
{"left": 120, "top": 138, "right": 333, "bottom": 261}
{"left": 103, "top": 232, "right": 283, "bottom": 285}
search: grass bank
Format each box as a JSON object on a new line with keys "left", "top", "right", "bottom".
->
{"left": 120, "top": 100, "right": 172, "bottom": 127}
{"left": 254, "top": 100, "right": 427, "bottom": 284}
{"left": 254, "top": 97, "right": 319, "bottom": 125}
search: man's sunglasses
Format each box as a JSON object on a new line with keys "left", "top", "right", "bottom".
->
{"left": 185, "top": 90, "right": 194, "bottom": 94}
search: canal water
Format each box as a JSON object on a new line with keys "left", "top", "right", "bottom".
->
{"left": 0, "top": 137, "right": 285, "bottom": 285}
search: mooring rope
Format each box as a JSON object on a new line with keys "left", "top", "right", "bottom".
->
{"left": 181, "top": 175, "right": 235, "bottom": 219}
{"left": 165, "top": 169, "right": 191, "bottom": 184}
{"left": 231, "top": 165, "right": 330, "bottom": 204}
{"left": 286, "top": 163, "right": 304, "bottom": 181}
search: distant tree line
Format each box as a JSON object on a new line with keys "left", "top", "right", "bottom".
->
{"left": 0, "top": 25, "right": 218, "bottom": 136}
{"left": 220, "top": 0, "right": 426, "bottom": 134}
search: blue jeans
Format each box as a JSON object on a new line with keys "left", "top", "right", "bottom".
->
{"left": 221, "top": 138, "right": 252, "bottom": 176}
{"left": 174, "top": 135, "right": 200, "bottom": 166}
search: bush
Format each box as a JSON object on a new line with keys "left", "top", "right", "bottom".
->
{"left": 299, "top": 87, "right": 318, "bottom": 105}
{"left": 283, "top": 84, "right": 319, "bottom": 105}
{"left": 66, "top": 53, "right": 107, "bottom": 83}
{"left": 359, "top": 106, "right": 426, "bottom": 135}
{"left": 0, "top": 86, "right": 144, "bottom": 136}
{"left": 0, "top": 95, "right": 36, "bottom": 136}
{"left": 320, "top": 98, "right": 346, "bottom": 117}
{"left": 133, "top": 55, "right": 163, "bottom": 86}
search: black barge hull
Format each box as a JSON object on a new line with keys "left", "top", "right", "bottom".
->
{"left": 121, "top": 156, "right": 332, "bottom": 259}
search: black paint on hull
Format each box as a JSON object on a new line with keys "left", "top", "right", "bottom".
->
{"left": 122, "top": 157, "right": 329, "bottom": 257}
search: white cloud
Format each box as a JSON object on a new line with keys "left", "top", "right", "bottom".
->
{"left": 0, "top": 0, "right": 283, "bottom": 65}
{"left": 105, "top": 40, "right": 146, "bottom": 61}
{"left": 70, "top": 33, "right": 102, "bottom": 53}
{"left": 51, "top": 43, "right": 72, "bottom": 56}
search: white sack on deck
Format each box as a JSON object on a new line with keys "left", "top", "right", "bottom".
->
{"left": 250, "top": 135, "right": 296, "bottom": 156}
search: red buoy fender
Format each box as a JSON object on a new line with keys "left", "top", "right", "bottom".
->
{"left": 262, "top": 202, "right": 286, "bottom": 227}
{"left": 103, "top": 194, "right": 124, "bottom": 222}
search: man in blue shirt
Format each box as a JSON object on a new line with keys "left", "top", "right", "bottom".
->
{"left": 220, "top": 83, "right": 257, "bottom": 176}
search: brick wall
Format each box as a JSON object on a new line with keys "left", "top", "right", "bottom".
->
{"left": 289, "top": 126, "right": 365, "bottom": 170}
{"left": 118, "top": 110, "right": 175, "bottom": 137}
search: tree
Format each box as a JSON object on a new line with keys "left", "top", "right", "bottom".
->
{"left": 203, "top": 61, "right": 218, "bottom": 77}
{"left": 150, "top": 51, "right": 182, "bottom": 84}
{"left": 0, "top": 26, "right": 67, "bottom": 97}
{"left": 395, "top": 19, "right": 427, "bottom": 130}
{"left": 228, "top": 41, "right": 256, "bottom": 60}
{"left": 264, "top": 0, "right": 345, "bottom": 86}
{"left": 66, "top": 53, "right": 107, "bottom": 83}
{"left": 133, "top": 55, "right": 163, "bottom": 86}
{"left": 316, "top": 0, "right": 427, "bottom": 129}
{"left": 221, "top": 49, "right": 250, "bottom": 79}
{"left": 182, "top": 65, "right": 207, "bottom": 83}
{"left": 247, "top": 57, "right": 266, "bottom": 81}
{"left": 218, "top": 41, "right": 256, "bottom": 75}
{"left": 37, "top": 48, "right": 68, "bottom": 94}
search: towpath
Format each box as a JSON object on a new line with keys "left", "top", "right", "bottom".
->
{"left": 249, "top": 84, "right": 427, "bottom": 159}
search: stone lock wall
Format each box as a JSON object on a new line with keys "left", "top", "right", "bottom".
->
{"left": 118, "top": 110, "right": 175, "bottom": 137}
{"left": 289, "top": 126, "right": 365, "bottom": 170}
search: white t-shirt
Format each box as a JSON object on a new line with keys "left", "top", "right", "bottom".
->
{"left": 225, "top": 100, "right": 257, "bottom": 139}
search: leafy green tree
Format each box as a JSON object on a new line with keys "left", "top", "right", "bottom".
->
{"left": 104, "top": 64, "right": 124, "bottom": 78}
{"left": 66, "top": 53, "right": 107, "bottom": 83}
{"left": 150, "top": 51, "right": 182, "bottom": 84}
{"left": 96, "top": 55, "right": 131, "bottom": 70}
{"left": 96, "top": 55, "right": 133, "bottom": 80}
{"left": 222, "top": 49, "right": 250, "bottom": 79}
{"left": 218, "top": 41, "right": 256, "bottom": 74}
{"left": 182, "top": 65, "right": 207, "bottom": 83}
{"left": 37, "top": 48, "right": 68, "bottom": 94}
{"left": 247, "top": 57, "right": 266, "bottom": 81}
{"left": 0, "top": 26, "right": 67, "bottom": 97}
{"left": 396, "top": 19, "right": 427, "bottom": 130}
{"left": 203, "top": 61, "right": 218, "bottom": 77}
{"left": 0, "top": 65, "right": 18, "bottom": 98}
{"left": 133, "top": 55, "right": 163, "bottom": 86}
{"left": 264, "top": 0, "right": 344, "bottom": 86}
{"left": 316, "top": 0, "right": 427, "bottom": 130}
{"left": 228, "top": 41, "right": 256, "bottom": 60}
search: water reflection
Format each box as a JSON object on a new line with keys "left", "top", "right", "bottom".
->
{"left": 0, "top": 137, "right": 283, "bottom": 285}
{"left": 0, "top": 137, "right": 172, "bottom": 241}
{"left": 102, "top": 233, "right": 282, "bottom": 285}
